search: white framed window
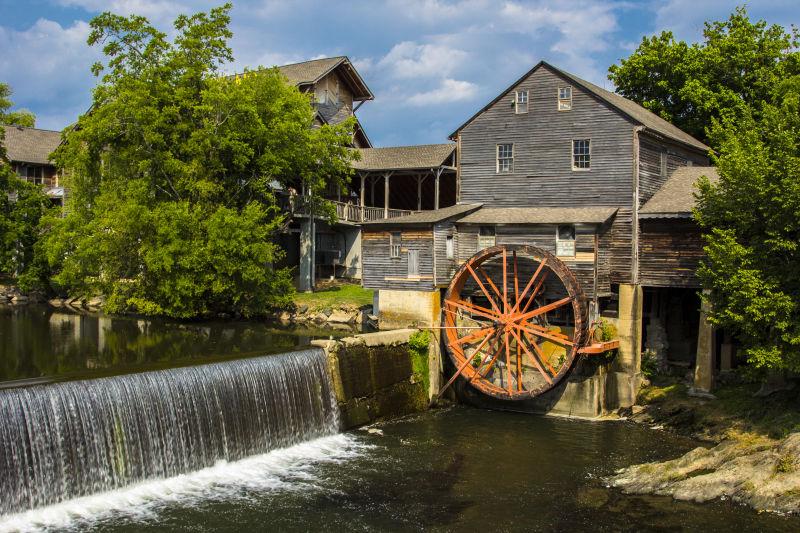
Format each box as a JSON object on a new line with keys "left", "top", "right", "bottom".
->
{"left": 446, "top": 234, "right": 454, "bottom": 259}
{"left": 558, "top": 86, "right": 572, "bottom": 111}
{"left": 478, "top": 226, "right": 496, "bottom": 251}
{"left": 515, "top": 90, "right": 528, "bottom": 114}
{"left": 408, "top": 249, "right": 420, "bottom": 277}
{"left": 572, "top": 139, "right": 590, "bottom": 170}
{"left": 390, "top": 232, "right": 401, "bottom": 258}
{"left": 556, "top": 225, "right": 576, "bottom": 257}
{"left": 497, "top": 143, "right": 514, "bottom": 173}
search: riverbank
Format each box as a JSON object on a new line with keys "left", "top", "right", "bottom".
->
{"left": 611, "top": 377, "right": 800, "bottom": 514}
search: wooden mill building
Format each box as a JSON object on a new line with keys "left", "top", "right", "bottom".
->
{"left": 359, "top": 60, "right": 722, "bottom": 402}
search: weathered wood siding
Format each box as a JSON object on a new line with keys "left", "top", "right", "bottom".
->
{"left": 639, "top": 134, "right": 709, "bottom": 206}
{"left": 362, "top": 229, "right": 435, "bottom": 290}
{"left": 458, "top": 65, "right": 635, "bottom": 208}
{"left": 639, "top": 219, "right": 704, "bottom": 288}
{"left": 433, "top": 221, "right": 456, "bottom": 286}
{"left": 454, "top": 223, "right": 603, "bottom": 298}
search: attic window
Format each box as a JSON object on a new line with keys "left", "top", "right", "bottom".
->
{"left": 572, "top": 139, "right": 590, "bottom": 170}
{"left": 515, "top": 90, "right": 528, "bottom": 114}
{"left": 497, "top": 143, "right": 514, "bottom": 173}
{"left": 558, "top": 87, "right": 572, "bottom": 111}
{"left": 390, "top": 232, "right": 401, "bottom": 258}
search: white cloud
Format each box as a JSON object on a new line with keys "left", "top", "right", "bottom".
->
{"left": 406, "top": 78, "right": 477, "bottom": 106}
{"left": 377, "top": 41, "right": 468, "bottom": 79}
{"left": 56, "top": 0, "right": 192, "bottom": 22}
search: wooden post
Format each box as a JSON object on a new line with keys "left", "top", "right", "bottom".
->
{"left": 434, "top": 167, "right": 442, "bottom": 210}
{"left": 384, "top": 172, "right": 390, "bottom": 219}
{"left": 417, "top": 174, "right": 423, "bottom": 211}
{"left": 359, "top": 173, "right": 366, "bottom": 221}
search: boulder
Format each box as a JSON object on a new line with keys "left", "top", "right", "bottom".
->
{"left": 327, "top": 310, "right": 355, "bottom": 324}
{"left": 48, "top": 298, "right": 66, "bottom": 307}
{"left": 10, "top": 295, "right": 28, "bottom": 305}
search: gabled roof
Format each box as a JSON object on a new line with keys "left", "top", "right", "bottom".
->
{"left": 449, "top": 61, "right": 709, "bottom": 153}
{"left": 640, "top": 166, "right": 720, "bottom": 218}
{"left": 457, "top": 206, "right": 618, "bottom": 225}
{"left": 353, "top": 144, "right": 455, "bottom": 171}
{"left": 362, "top": 203, "right": 482, "bottom": 226}
{"left": 236, "top": 56, "right": 374, "bottom": 102}
{"left": 1, "top": 125, "right": 61, "bottom": 165}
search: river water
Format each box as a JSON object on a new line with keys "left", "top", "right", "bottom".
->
{"left": 1, "top": 307, "right": 798, "bottom": 532}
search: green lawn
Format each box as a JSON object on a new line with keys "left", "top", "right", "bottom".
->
{"left": 293, "top": 282, "right": 374, "bottom": 311}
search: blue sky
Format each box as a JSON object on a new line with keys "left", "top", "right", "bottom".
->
{"left": 0, "top": 1, "right": 796, "bottom": 147}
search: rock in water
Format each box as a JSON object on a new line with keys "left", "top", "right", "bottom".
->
{"left": 608, "top": 432, "right": 800, "bottom": 514}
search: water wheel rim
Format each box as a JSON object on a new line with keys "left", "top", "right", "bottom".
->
{"left": 443, "top": 244, "right": 588, "bottom": 400}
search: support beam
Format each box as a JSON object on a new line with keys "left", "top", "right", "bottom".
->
{"left": 384, "top": 172, "right": 391, "bottom": 219}
{"left": 434, "top": 167, "right": 443, "bottom": 210}
{"left": 417, "top": 174, "right": 422, "bottom": 211}
{"left": 359, "top": 173, "right": 366, "bottom": 221}
{"left": 693, "top": 291, "right": 715, "bottom": 393}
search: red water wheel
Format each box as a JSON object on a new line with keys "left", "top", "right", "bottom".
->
{"left": 441, "top": 244, "right": 588, "bottom": 400}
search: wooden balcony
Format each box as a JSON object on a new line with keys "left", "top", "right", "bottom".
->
{"left": 280, "top": 196, "right": 417, "bottom": 224}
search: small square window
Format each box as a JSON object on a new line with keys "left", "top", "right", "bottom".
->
{"left": 497, "top": 143, "right": 513, "bottom": 173}
{"left": 446, "top": 235, "right": 454, "bottom": 259}
{"left": 558, "top": 87, "right": 572, "bottom": 111}
{"left": 556, "top": 225, "right": 575, "bottom": 257}
{"left": 572, "top": 139, "right": 590, "bottom": 170}
{"left": 390, "top": 232, "right": 401, "bottom": 258}
{"left": 515, "top": 90, "right": 528, "bottom": 114}
{"left": 478, "top": 226, "right": 496, "bottom": 251}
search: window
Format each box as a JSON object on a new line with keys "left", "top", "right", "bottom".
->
{"left": 515, "top": 90, "right": 528, "bottom": 114}
{"left": 408, "top": 249, "right": 420, "bottom": 277}
{"left": 478, "top": 226, "right": 496, "bottom": 251}
{"left": 446, "top": 234, "right": 454, "bottom": 259}
{"left": 18, "top": 165, "right": 43, "bottom": 185}
{"left": 556, "top": 225, "right": 576, "bottom": 257}
{"left": 572, "top": 139, "right": 590, "bottom": 170}
{"left": 558, "top": 87, "right": 572, "bottom": 111}
{"left": 497, "top": 143, "right": 513, "bottom": 173}
{"left": 390, "top": 232, "right": 401, "bottom": 258}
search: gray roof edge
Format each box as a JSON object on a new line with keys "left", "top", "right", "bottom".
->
{"left": 361, "top": 203, "right": 482, "bottom": 226}
{"left": 456, "top": 206, "right": 618, "bottom": 225}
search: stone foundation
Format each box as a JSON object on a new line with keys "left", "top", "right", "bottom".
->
{"left": 376, "top": 289, "right": 441, "bottom": 330}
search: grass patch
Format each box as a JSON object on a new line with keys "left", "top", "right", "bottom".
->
{"left": 776, "top": 454, "right": 796, "bottom": 474}
{"left": 293, "top": 282, "right": 374, "bottom": 311}
{"left": 637, "top": 382, "right": 687, "bottom": 404}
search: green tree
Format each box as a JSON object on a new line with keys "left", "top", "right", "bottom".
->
{"left": 1, "top": 83, "right": 51, "bottom": 286}
{"left": 609, "top": 6, "right": 799, "bottom": 145}
{"left": 694, "top": 80, "right": 800, "bottom": 372}
{"left": 0, "top": 82, "right": 35, "bottom": 127}
{"left": 46, "top": 3, "right": 357, "bottom": 318}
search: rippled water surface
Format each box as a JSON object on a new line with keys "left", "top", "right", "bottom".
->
{"left": 5, "top": 407, "right": 796, "bottom": 533}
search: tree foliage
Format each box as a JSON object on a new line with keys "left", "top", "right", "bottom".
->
{"left": 45, "top": 3, "right": 357, "bottom": 318}
{"left": 609, "top": 6, "right": 799, "bottom": 145}
{"left": 694, "top": 81, "right": 800, "bottom": 372}
{"left": 1, "top": 83, "right": 51, "bottom": 286}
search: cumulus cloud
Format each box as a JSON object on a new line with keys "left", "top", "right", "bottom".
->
{"left": 405, "top": 78, "right": 477, "bottom": 106}
{"left": 377, "top": 41, "right": 468, "bottom": 79}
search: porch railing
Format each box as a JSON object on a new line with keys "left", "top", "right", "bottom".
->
{"left": 280, "top": 195, "right": 417, "bottom": 223}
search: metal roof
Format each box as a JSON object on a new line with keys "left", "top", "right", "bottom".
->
{"left": 1, "top": 125, "right": 61, "bottom": 165}
{"left": 362, "top": 203, "right": 482, "bottom": 226}
{"left": 457, "top": 206, "right": 618, "bottom": 225}
{"left": 450, "top": 61, "right": 709, "bottom": 153}
{"left": 640, "top": 166, "right": 720, "bottom": 217}
{"left": 353, "top": 144, "right": 455, "bottom": 171}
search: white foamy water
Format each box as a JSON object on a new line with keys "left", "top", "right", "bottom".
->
{"left": 0, "top": 434, "right": 365, "bottom": 533}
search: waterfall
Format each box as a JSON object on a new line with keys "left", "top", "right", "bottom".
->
{"left": 0, "top": 348, "right": 339, "bottom": 515}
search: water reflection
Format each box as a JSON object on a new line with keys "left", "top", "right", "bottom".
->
{"left": 0, "top": 306, "right": 358, "bottom": 384}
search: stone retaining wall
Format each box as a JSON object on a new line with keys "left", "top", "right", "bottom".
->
{"left": 312, "top": 329, "right": 440, "bottom": 429}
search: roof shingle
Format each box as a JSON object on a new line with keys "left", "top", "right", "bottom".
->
{"left": 353, "top": 144, "right": 455, "bottom": 171}
{"left": 1, "top": 125, "right": 61, "bottom": 165}
{"left": 362, "top": 203, "right": 482, "bottom": 226}
{"left": 457, "top": 206, "right": 618, "bottom": 225}
{"left": 640, "top": 166, "right": 720, "bottom": 217}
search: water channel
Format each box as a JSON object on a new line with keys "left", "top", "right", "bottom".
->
{"left": 1, "top": 307, "right": 798, "bottom": 532}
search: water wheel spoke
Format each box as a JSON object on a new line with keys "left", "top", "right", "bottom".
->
{"left": 502, "top": 248, "right": 508, "bottom": 314}
{"left": 508, "top": 327, "right": 553, "bottom": 385}
{"left": 504, "top": 329, "right": 512, "bottom": 394}
{"left": 451, "top": 326, "right": 495, "bottom": 347}
{"left": 515, "top": 321, "right": 574, "bottom": 347}
{"left": 516, "top": 334, "right": 523, "bottom": 392}
{"left": 511, "top": 258, "right": 547, "bottom": 314}
{"left": 438, "top": 328, "right": 498, "bottom": 398}
{"left": 445, "top": 298, "right": 500, "bottom": 322}
{"left": 520, "top": 328, "right": 557, "bottom": 376}
{"left": 475, "top": 265, "right": 504, "bottom": 309}
{"left": 517, "top": 296, "right": 573, "bottom": 323}
{"left": 513, "top": 250, "right": 520, "bottom": 311}
{"left": 474, "top": 339, "right": 504, "bottom": 380}
{"left": 520, "top": 271, "right": 549, "bottom": 315}
{"left": 465, "top": 263, "right": 502, "bottom": 315}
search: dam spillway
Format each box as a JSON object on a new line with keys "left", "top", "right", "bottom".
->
{"left": 0, "top": 348, "right": 339, "bottom": 515}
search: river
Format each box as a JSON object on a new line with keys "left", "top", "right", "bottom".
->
{"left": 1, "top": 307, "right": 797, "bottom": 532}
